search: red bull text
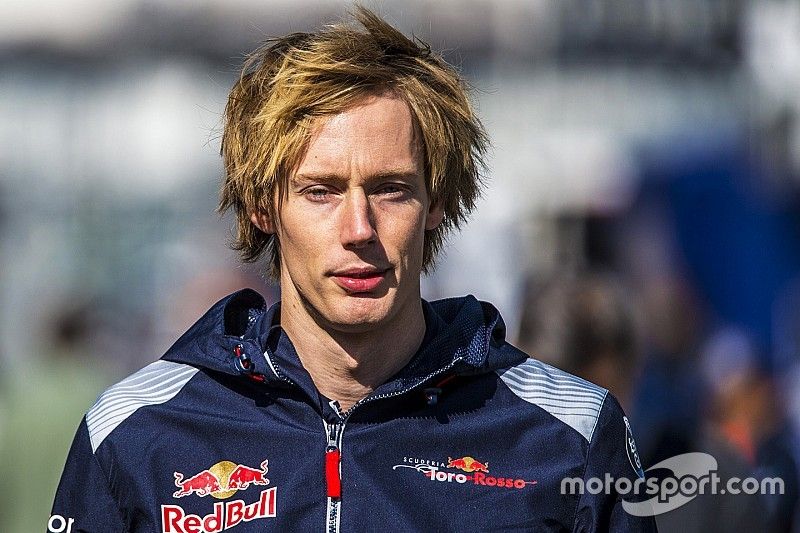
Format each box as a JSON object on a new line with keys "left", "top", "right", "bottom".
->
{"left": 161, "top": 487, "right": 276, "bottom": 533}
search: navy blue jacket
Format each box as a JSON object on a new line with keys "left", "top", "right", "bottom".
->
{"left": 51, "top": 290, "right": 657, "bottom": 532}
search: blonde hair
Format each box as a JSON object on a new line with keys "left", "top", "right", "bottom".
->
{"left": 219, "top": 6, "right": 488, "bottom": 277}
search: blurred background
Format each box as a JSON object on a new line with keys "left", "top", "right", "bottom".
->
{"left": 2, "top": 0, "right": 800, "bottom": 531}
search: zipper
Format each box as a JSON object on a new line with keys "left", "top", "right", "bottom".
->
{"left": 323, "top": 419, "right": 345, "bottom": 533}
{"left": 318, "top": 357, "right": 463, "bottom": 533}
{"left": 262, "top": 348, "right": 294, "bottom": 385}
{"left": 342, "top": 356, "right": 464, "bottom": 417}
{"left": 262, "top": 348, "right": 346, "bottom": 532}
{"left": 261, "top": 349, "right": 346, "bottom": 532}
{"left": 260, "top": 345, "right": 464, "bottom": 533}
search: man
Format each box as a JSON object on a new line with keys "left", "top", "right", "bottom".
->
{"left": 51, "top": 8, "right": 656, "bottom": 532}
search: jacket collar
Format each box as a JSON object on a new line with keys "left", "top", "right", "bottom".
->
{"left": 162, "top": 288, "right": 525, "bottom": 393}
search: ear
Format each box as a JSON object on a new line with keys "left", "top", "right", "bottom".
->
{"left": 425, "top": 202, "right": 445, "bottom": 231}
{"left": 250, "top": 211, "right": 276, "bottom": 234}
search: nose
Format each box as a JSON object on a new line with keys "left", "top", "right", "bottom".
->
{"left": 339, "top": 189, "right": 377, "bottom": 248}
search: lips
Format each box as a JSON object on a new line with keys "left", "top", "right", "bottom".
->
{"left": 330, "top": 267, "right": 389, "bottom": 293}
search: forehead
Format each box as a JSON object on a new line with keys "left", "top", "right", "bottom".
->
{"left": 295, "top": 93, "right": 422, "bottom": 178}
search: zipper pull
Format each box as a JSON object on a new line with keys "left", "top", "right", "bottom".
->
{"left": 325, "top": 423, "right": 342, "bottom": 499}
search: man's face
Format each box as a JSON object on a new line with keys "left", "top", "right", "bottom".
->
{"left": 254, "top": 93, "right": 443, "bottom": 333}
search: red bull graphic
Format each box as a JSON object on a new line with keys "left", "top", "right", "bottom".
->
{"left": 227, "top": 461, "right": 270, "bottom": 491}
{"left": 393, "top": 455, "right": 537, "bottom": 491}
{"left": 447, "top": 456, "right": 489, "bottom": 473}
{"left": 173, "top": 470, "right": 222, "bottom": 498}
{"left": 173, "top": 460, "right": 269, "bottom": 499}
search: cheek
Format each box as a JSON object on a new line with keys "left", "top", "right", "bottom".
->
{"left": 279, "top": 205, "right": 324, "bottom": 248}
{"left": 386, "top": 214, "right": 427, "bottom": 267}
{"left": 277, "top": 217, "right": 324, "bottom": 274}
{"left": 283, "top": 235, "right": 324, "bottom": 273}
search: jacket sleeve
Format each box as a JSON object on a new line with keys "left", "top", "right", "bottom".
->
{"left": 573, "top": 393, "right": 658, "bottom": 532}
{"left": 49, "top": 418, "right": 126, "bottom": 532}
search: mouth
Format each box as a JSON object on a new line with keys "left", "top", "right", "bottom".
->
{"left": 330, "top": 267, "right": 390, "bottom": 293}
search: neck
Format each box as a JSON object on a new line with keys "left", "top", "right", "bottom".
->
{"left": 279, "top": 286, "right": 427, "bottom": 412}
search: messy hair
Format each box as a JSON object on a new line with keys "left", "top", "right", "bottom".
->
{"left": 219, "top": 6, "right": 488, "bottom": 277}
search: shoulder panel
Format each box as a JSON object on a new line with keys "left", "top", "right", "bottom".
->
{"left": 86, "top": 360, "right": 198, "bottom": 452}
{"left": 497, "top": 358, "right": 608, "bottom": 442}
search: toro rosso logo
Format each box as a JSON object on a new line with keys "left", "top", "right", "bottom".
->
{"left": 394, "top": 455, "right": 536, "bottom": 490}
{"left": 173, "top": 460, "right": 269, "bottom": 499}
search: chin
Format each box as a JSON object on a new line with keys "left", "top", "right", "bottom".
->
{"left": 324, "top": 297, "right": 395, "bottom": 332}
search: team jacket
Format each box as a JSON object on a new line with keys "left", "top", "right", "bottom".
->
{"left": 51, "top": 289, "right": 657, "bottom": 532}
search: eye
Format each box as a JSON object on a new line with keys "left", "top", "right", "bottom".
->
{"left": 305, "top": 187, "right": 331, "bottom": 202}
{"left": 376, "top": 183, "right": 407, "bottom": 197}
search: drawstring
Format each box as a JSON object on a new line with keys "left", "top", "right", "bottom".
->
{"left": 234, "top": 344, "right": 265, "bottom": 382}
{"left": 424, "top": 374, "right": 457, "bottom": 406}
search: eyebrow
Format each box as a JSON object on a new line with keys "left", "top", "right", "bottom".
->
{"left": 292, "top": 170, "right": 421, "bottom": 186}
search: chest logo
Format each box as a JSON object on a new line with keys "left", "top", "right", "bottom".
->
{"left": 393, "top": 455, "right": 537, "bottom": 490}
{"left": 163, "top": 459, "right": 276, "bottom": 533}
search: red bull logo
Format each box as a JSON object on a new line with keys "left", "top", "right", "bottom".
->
{"left": 164, "top": 459, "right": 277, "bottom": 533}
{"left": 173, "top": 460, "right": 269, "bottom": 499}
{"left": 162, "top": 488, "right": 276, "bottom": 533}
{"left": 447, "top": 456, "right": 489, "bottom": 473}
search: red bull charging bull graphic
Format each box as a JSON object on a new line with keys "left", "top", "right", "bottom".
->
{"left": 163, "top": 459, "right": 277, "bottom": 533}
{"left": 227, "top": 461, "right": 270, "bottom": 491}
{"left": 173, "top": 469, "right": 223, "bottom": 498}
{"left": 393, "top": 455, "right": 537, "bottom": 490}
{"left": 173, "top": 460, "right": 269, "bottom": 499}
{"left": 447, "top": 456, "right": 489, "bottom": 473}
